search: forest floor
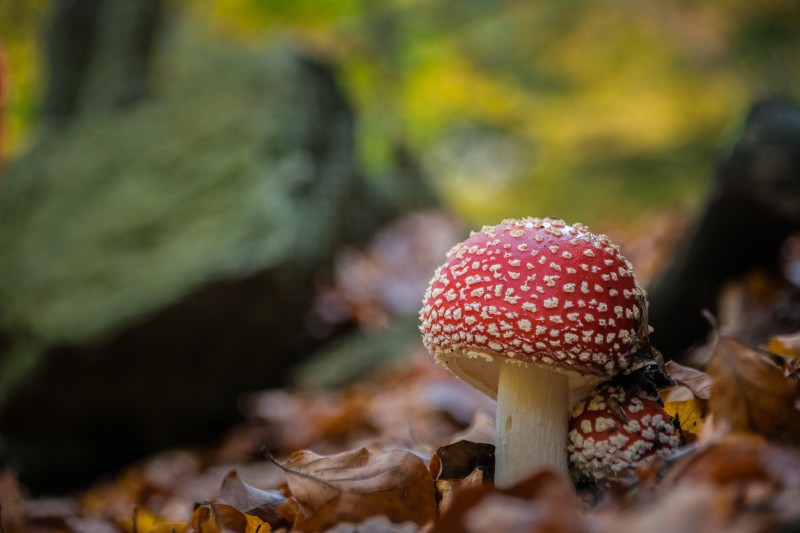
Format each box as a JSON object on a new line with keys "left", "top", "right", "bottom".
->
{"left": 3, "top": 211, "right": 800, "bottom": 532}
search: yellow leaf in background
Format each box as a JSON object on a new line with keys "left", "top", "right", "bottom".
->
{"left": 663, "top": 398, "right": 704, "bottom": 439}
{"left": 767, "top": 332, "right": 800, "bottom": 360}
{"left": 126, "top": 508, "right": 187, "bottom": 533}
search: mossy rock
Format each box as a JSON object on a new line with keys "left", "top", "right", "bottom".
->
{"left": 0, "top": 27, "right": 435, "bottom": 489}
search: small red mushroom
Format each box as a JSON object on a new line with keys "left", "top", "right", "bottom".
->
{"left": 420, "top": 217, "right": 648, "bottom": 485}
{"left": 567, "top": 383, "right": 680, "bottom": 482}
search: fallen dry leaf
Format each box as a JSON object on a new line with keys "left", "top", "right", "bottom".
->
{"left": 214, "top": 504, "right": 272, "bottom": 533}
{"left": 436, "top": 468, "right": 487, "bottom": 517}
{"left": 597, "top": 436, "right": 800, "bottom": 533}
{"left": 189, "top": 501, "right": 272, "bottom": 533}
{"left": 191, "top": 502, "right": 223, "bottom": 533}
{"left": 660, "top": 361, "right": 710, "bottom": 440}
{"left": 429, "top": 440, "right": 494, "bottom": 481}
{"left": 662, "top": 361, "right": 711, "bottom": 401}
{"left": 217, "top": 470, "right": 296, "bottom": 529}
{"left": 323, "top": 515, "right": 420, "bottom": 533}
{"left": 707, "top": 336, "right": 800, "bottom": 443}
{"left": 662, "top": 399, "right": 704, "bottom": 440}
{"left": 275, "top": 448, "right": 435, "bottom": 531}
{"left": 432, "top": 470, "right": 584, "bottom": 533}
{"left": 663, "top": 435, "right": 800, "bottom": 490}
{"left": 655, "top": 435, "right": 800, "bottom": 531}
{"left": 594, "top": 483, "right": 730, "bottom": 533}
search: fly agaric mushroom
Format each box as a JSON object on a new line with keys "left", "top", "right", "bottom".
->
{"left": 419, "top": 217, "right": 648, "bottom": 485}
{"left": 567, "top": 383, "right": 680, "bottom": 482}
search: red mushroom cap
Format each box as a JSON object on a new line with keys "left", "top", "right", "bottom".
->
{"left": 567, "top": 383, "right": 680, "bottom": 481}
{"left": 419, "top": 217, "right": 647, "bottom": 398}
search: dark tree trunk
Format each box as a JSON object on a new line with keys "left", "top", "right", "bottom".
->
{"left": 42, "top": 0, "right": 164, "bottom": 121}
{"left": 647, "top": 99, "right": 800, "bottom": 361}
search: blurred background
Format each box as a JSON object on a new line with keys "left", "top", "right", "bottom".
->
{"left": 0, "top": 0, "right": 798, "bottom": 491}
{"left": 3, "top": 0, "right": 799, "bottom": 223}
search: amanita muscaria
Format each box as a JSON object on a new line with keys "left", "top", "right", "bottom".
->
{"left": 568, "top": 383, "right": 680, "bottom": 482}
{"left": 419, "top": 217, "right": 649, "bottom": 485}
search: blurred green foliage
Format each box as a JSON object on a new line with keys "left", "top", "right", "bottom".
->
{"left": 3, "top": 0, "right": 799, "bottom": 225}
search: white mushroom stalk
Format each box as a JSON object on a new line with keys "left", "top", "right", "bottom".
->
{"left": 420, "top": 218, "right": 649, "bottom": 486}
{"left": 495, "top": 362, "right": 568, "bottom": 484}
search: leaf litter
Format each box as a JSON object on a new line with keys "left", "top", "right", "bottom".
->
{"left": 4, "top": 212, "right": 800, "bottom": 532}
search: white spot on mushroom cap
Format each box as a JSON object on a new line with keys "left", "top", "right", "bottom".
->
{"left": 594, "top": 417, "right": 617, "bottom": 432}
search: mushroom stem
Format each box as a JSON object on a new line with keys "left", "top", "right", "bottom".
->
{"left": 495, "top": 362, "right": 569, "bottom": 486}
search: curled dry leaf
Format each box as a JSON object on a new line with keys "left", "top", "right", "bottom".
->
{"left": 191, "top": 502, "right": 222, "bottom": 533}
{"left": 662, "top": 361, "right": 711, "bottom": 401}
{"left": 429, "top": 439, "right": 494, "bottom": 515}
{"left": 274, "top": 448, "right": 435, "bottom": 531}
{"left": 707, "top": 336, "right": 800, "bottom": 444}
{"left": 217, "top": 470, "right": 297, "bottom": 529}
{"left": 429, "top": 440, "right": 495, "bottom": 481}
{"left": 190, "top": 501, "right": 271, "bottom": 533}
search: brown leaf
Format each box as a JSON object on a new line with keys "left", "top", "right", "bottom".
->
{"left": 663, "top": 435, "right": 800, "bottom": 490}
{"left": 191, "top": 502, "right": 223, "bottom": 533}
{"left": 274, "top": 448, "right": 435, "bottom": 531}
{"left": 217, "top": 470, "right": 294, "bottom": 529}
{"left": 663, "top": 361, "right": 711, "bottom": 400}
{"left": 594, "top": 484, "right": 731, "bottom": 533}
{"left": 429, "top": 441, "right": 495, "bottom": 481}
{"left": 432, "top": 470, "right": 584, "bottom": 533}
{"left": 600, "top": 436, "right": 800, "bottom": 532}
{"left": 707, "top": 336, "right": 800, "bottom": 444}
{"left": 189, "top": 501, "right": 271, "bottom": 533}
{"left": 436, "top": 468, "right": 487, "bottom": 516}
{"left": 322, "top": 515, "right": 420, "bottom": 533}
{"left": 213, "top": 504, "right": 268, "bottom": 533}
